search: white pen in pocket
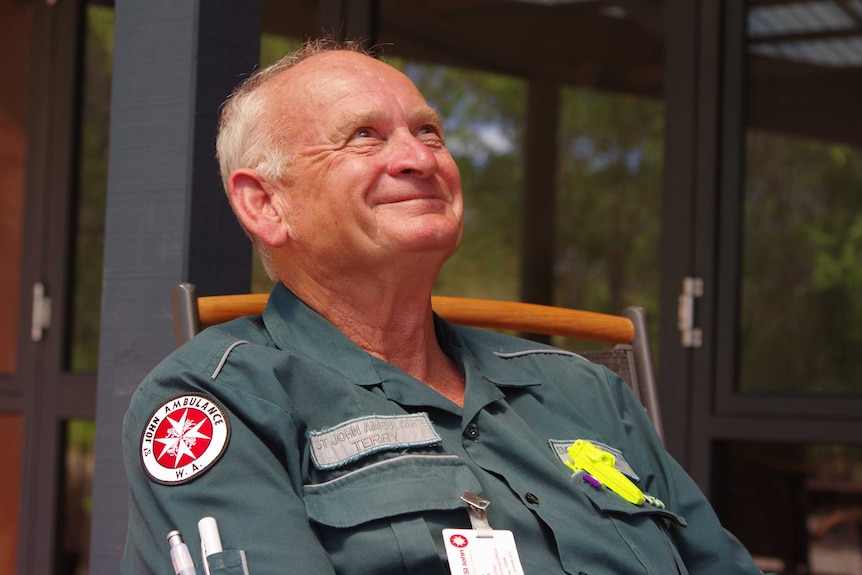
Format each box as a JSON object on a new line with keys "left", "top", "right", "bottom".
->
{"left": 198, "top": 516, "right": 223, "bottom": 575}
{"left": 197, "top": 515, "right": 251, "bottom": 575}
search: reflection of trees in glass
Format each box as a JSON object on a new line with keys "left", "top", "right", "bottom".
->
{"left": 741, "top": 131, "right": 862, "bottom": 394}
{"left": 556, "top": 89, "right": 663, "bottom": 323}
{"left": 60, "top": 419, "right": 95, "bottom": 574}
{"left": 401, "top": 62, "right": 664, "bottom": 321}
{"left": 69, "top": 6, "right": 113, "bottom": 372}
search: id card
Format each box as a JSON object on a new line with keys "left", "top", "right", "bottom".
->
{"left": 442, "top": 529, "right": 525, "bottom": 575}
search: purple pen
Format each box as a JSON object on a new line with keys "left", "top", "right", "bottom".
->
{"left": 582, "top": 473, "right": 602, "bottom": 488}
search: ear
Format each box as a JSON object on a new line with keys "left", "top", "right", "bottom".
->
{"left": 227, "top": 169, "right": 291, "bottom": 248}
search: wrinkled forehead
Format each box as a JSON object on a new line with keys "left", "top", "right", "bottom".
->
{"left": 263, "top": 51, "right": 426, "bottom": 119}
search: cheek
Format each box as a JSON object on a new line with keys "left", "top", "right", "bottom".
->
{"left": 298, "top": 162, "right": 367, "bottom": 213}
{"left": 326, "top": 157, "right": 383, "bottom": 198}
{"left": 438, "top": 155, "right": 462, "bottom": 191}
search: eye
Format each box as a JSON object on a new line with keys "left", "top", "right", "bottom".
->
{"left": 417, "top": 124, "right": 445, "bottom": 144}
{"left": 352, "top": 128, "right": 373, "bottom": 139}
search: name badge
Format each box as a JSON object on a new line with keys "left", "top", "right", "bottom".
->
{"left": 309, "top": 413, "right": 441, "bottom": 469}
{"left": 443, "top": 529, "right": 525, "bottom": 575}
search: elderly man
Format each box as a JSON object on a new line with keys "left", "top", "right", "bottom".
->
{"left": 122, "top": 39, "right": 765, "bottom": 575}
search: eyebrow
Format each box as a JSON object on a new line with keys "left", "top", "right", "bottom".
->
{"left": 335, "top": 106, "right": 444, "bottom": 136}
{"left": 412, "top": 106, "right": 443, "bottom": 128}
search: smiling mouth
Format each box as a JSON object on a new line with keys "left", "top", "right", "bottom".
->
{"left": 378, "top": 195, "right": 447, "bottom": 205}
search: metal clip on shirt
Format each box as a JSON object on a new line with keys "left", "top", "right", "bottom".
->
{"left": 565, "top": 440, "right": 645, "bottom": 506}
{"left": 445, "top": 493, "right": 527, "bottom": 575}
{"left": 460, "top": 491, "right": 494, "bottom": 538}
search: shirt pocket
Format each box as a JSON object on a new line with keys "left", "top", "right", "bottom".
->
{"left": 303, "top": 454, "right": 481, "bottom": 575}
{"left": 205, "top": 549, "right": 249, "bottom": 575}
{"left": 576, "top": 474, "right": 690, "bottom": 574}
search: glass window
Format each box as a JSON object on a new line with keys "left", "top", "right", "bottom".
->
{"left": 67, "top": 4, "right": 113, "bottom": 373}
{"left": 738, "top": 0, "right": 862, "bottom": 395}
{"left": 716, "top": 440, "right": 862, "bottom": 575}
{"left": 57, "top": 419, "right": 95, "bottom": 575}
{"left": 556, "top": 87, "right": 664, "bottom": 329}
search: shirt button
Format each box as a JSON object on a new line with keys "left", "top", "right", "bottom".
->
{"left": 463, "top": 423, "right": 480, "bottom": 440}
{"left": 525, "top": 492, "right": 539, "bottom": 505}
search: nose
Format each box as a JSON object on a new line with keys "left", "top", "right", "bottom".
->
{"left": 386, "top": 130, "right": 439, "bottom": 178}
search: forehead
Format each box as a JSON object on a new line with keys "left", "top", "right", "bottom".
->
{"left": 265, "top": 52, "right": 432, "bottom": 125}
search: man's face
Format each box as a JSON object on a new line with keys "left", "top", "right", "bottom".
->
{"left": 266, "top": 51, "right": 464, "bottom": 275}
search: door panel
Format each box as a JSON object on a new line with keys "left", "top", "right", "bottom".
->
{"left": 705, "top": 1, "right": 862, "bottom": 572}
{"left": 6, "top": 1, "right": 104, "bottom": 574}
{"left": 716, "top": 0, "right": 862, "bottom": 418}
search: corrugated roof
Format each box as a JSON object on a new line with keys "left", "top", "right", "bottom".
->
{"left": 748, "top": 0, "right": 862, "bottom": 67}
{"left": 749, "top": 1, "right": 853, "bottom": 37}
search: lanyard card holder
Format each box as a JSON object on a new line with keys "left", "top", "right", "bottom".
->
{"left": 442, "top": 492, "right": 525, "bottom": 575}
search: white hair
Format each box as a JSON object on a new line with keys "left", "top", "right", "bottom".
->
{"left": 215, "top": 37, "right": 374, "bottom": 278}
{"left": 216, "top": 37, "right": 374, "bottom": 190}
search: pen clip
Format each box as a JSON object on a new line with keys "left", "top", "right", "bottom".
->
{"left": 200, "top": 540, "right": 210, "bottom": 575}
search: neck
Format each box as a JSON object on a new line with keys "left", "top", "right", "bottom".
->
{"left": 280, "top": 264, "right": 465, "bottom": 406}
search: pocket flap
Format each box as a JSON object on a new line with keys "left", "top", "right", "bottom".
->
{"left": 304, "top": 454, "right": 481, "bottom": 528}
{"left": 575, "top": 473, "right": 687, "bottom": 527}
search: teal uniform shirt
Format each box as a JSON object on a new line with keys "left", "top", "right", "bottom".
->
{"left": 122, "top": 284, "right": 763, "bottom": 575}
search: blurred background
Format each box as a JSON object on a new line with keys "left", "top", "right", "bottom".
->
{"left": 1, "top": 1, "right": 861, "bottom": 573}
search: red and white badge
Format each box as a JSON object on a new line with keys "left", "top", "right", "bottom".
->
{"left": 443, "top": 529, "right": 525, "bottom": 575}
{"left": 140, "top": 394, "right": 230, "bottom": 485}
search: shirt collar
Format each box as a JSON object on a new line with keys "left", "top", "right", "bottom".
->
{"left": 435, "top": 316, "right": 543, "bottom": 390}
{"left": 261, "top": 283, "right": 544, "bottom": 394}
{"left": 262, "top": 283, "right": 384, "bottom": 385}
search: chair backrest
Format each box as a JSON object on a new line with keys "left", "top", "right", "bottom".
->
{"left": 172, "top": 282, "right": 663, "bottom": 442}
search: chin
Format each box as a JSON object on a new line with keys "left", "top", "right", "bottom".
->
{"left": 393, "top": 226, "right": 462, "bottom": 255}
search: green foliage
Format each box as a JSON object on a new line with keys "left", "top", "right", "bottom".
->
{"left": 555, "top": 88, "right": 664, "bottom": 323}
{"left": 740, "top": 133, "right": 862, "bottom": 393}
{"left": 67, "top": 419, "right": 96, "bottom": 452}
{"left": 260, "top": 34, "right": 301, "bottom": 67}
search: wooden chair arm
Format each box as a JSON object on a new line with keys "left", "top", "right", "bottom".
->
{"left": 197, "top": 293, "right": 634, "bottom": 344}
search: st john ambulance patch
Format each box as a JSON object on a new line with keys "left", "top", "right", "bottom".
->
{"left": 140, "top": 393, "right": 231, "bottom": 485}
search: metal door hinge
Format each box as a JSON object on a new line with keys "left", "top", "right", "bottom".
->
{"left": 677, "top": 276, "right": 703, "bottom": 348}
{"left": 31, "top": 282, "right": 53, "bottom": 342}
